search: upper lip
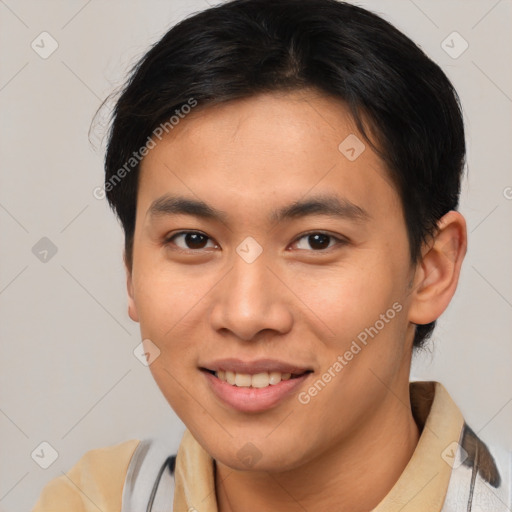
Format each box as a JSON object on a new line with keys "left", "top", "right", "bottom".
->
{"left": 200, "top": 358, "right": 313, "bottom": 375}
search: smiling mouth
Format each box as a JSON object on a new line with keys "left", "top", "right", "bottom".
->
{"left": 202, "top": 369, "right": 312, "bottom": 388}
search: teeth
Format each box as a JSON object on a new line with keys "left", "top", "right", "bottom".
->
{"left": 269, "top": 371, "right": 284, "bottom": 385}
{"left": 215, "top": 370, "right": 294, "bottom": 388}
{"left": 252, "top": 372, "right": 271, "bottom": 388}
{"left": 235, "top": 373, "right": 252, "bottom": 387}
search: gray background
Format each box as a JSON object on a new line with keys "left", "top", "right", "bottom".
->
{"left": 0, "top": 1, "right": 511, "bottom": 510}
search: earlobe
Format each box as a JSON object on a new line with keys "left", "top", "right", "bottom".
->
{"left": 124, "top": 253, "right": 139, "bottom": 323}
{"left": 408, "top": 211, "right": 467, "bottom": 326}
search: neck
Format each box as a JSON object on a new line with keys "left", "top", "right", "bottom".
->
{"left": 215, "top": 384, "right": 421, "bottom": 512}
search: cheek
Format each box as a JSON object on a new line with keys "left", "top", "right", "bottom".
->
{"left": 131, "top": 259, "right": 210, "bottom": 337}
{"left": 134, "top": 268, "right": 206, "bottom": 409}
{"left": 287, "top": 258, "right": 402, "bottom": 346}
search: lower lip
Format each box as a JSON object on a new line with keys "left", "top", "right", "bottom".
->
{"left": 202, "top": 370, "right": 311, "bottom": 413}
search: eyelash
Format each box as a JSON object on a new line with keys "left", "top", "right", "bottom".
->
{"left": 164, "top": 230, "right": 348, "bottom": 253}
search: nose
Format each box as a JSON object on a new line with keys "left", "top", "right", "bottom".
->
{"left": 209, "top": 250, "right": 294, "bottom": 342}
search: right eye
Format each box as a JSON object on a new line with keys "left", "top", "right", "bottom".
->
{"left": 164, "top": 231, "right": 219, "bottom": 251}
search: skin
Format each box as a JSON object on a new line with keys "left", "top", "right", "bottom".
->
{"left": 126, "top": 89, "right": 467, "bottom": 511}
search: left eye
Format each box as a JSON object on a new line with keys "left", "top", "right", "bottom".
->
{"left": 166, "top": 231, "right": 217, "bottom": 250}
{"left": 292, "top": 232, "right": 345, "bottom": 251}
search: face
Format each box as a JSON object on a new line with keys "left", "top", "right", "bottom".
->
{"left": 127, "top": 90, "right": 419, "bottom": 471}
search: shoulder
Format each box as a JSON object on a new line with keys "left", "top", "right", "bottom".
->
{"left": 443, "top": 423, "right": 511, "bottom": 511}
{"left": 411, "top": 381, "right": 511, "bottom": 510}
{"left": 121, "top": 437, "right": 177, "bottom": 511}
{"left": 32, "top": 439, "right": 141, "bottom": 512}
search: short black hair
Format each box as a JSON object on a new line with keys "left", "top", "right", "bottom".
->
{"left": 104, "top": 0, "right": 466, "bottom": 349}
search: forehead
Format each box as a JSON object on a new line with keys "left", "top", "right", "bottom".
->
{"left": 137, "top": 90, "right": 401, "bottom": 226}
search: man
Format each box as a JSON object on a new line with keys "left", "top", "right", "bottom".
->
{"left": 33, "top": 0, "right": 510, "bottom": 510}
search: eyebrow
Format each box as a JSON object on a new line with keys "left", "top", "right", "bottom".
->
{"left": 147, "top": 193, "right": 370, "bottom": 224}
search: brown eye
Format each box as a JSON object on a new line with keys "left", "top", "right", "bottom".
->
{"left": 166, "top": 231, "right": 216, "bottom": 251}
{"left": 307, "top": 234, "right": 330, "bottom": 250}
{"left": 293, "top": 232, "right": 346, "bottom": 251}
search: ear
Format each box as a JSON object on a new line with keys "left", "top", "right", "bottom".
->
{"left": 124, "top": 251, "right": 139, "bottom": 323}
{"left": 408, "top": 210, "right": 467, "bottom": 326}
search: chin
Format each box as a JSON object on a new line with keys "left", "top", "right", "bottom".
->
{"left": 206, "top": 436, "right": 309, "bottom": 474}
